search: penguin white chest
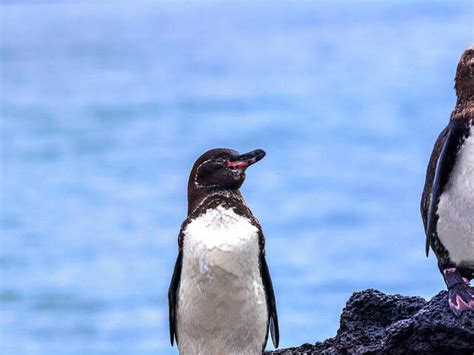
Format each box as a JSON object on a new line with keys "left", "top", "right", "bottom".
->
{"left": 437, "top": 126, "right": 474, "bottom": 267}
{"left": 177, "top": 206, "right": 268, "bottom": 355}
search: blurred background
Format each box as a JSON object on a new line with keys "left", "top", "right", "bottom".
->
{"left": 1, "top": 0, "right": 473, "bottom": 354}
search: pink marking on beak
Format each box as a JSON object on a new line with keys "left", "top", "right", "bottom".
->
{"left": 227, "top": 161, "right": 249, "bottom": 169}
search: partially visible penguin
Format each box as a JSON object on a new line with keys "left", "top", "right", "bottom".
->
{"left": 168, "top": 148, "right": 279, "bottom": 354}
{"left": 421, "top": 45, "right": 474, "bottom": 316}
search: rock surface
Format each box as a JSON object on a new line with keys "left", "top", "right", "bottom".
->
{"left": 267, "top": 289, "right": 474, "bottom": 355}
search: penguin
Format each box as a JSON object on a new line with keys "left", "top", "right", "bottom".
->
{"left": 168, "top": 148, "right": 279, "bottom": 354}
{"left": 421, "top": 45, "right": 474, "bottom": 316}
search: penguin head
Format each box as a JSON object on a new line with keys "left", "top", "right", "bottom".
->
{"left": 454, "top": 44, "right": 474, "bottom": 101}
{"left": 188, "top": 148, "right": 266, "bottom": 193}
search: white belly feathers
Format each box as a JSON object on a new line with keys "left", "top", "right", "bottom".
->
{"left": 437, "top": 125, "right": 474, "bottom": 267}
{"left": 177, "top": 206, "right": 268, "bottom": 355}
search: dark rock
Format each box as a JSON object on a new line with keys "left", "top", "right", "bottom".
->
{"left": 267, "top": 289, "right": 474, "bottom": 355}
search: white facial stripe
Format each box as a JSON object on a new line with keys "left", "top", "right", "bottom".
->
{"left": 193, "top": 157, "right": 241, "bottom": 189}
{"left": 194, "top": 159, "right": 224, "bottom": 189}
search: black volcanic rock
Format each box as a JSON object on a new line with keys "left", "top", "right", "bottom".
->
{"left": 267, "top": 289, "right": 474, "bottom": 355}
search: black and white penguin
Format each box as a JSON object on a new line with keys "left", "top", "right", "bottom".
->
{"left": 168, "top": 148, "right": 279, "bottom": 354}
{"left": 421, "top": 45, "right": 474, "bottom": 316}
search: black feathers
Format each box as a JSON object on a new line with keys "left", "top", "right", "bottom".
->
{"left": 260, "top": 253, "right": 280, "bottom": 348}
{"left": 168, "top": 252, "right": 183, "bottom": 346}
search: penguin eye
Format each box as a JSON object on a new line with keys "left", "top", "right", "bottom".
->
{"left": 213, "top": 159, "right": 226, "bottom": 168}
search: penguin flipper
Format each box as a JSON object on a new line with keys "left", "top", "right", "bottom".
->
{"left": 168, "top": 252, "right": 183, "bottom": 346}
{"left": 421, "top": 126, "right": 448, "bottom": 256}
{"left": 260, "top": 253, "right": 279, "bottom": 349}
{"left": 423, "top": 120, "right": 466, "bottom": 256}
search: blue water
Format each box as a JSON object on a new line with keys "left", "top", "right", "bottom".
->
{"left": 1, "top": 1, "right": 473, "bottom": 354}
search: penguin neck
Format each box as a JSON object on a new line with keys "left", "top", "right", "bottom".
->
{"left": 452, "top": 96, "right": 474, "bottom": 119}
{"left": 187, "top": 187, "right": 244, "bottom": 216}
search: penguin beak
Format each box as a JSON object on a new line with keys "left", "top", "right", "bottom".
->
{"left": 227, "top": 149, "right": 266, "bottom": 170}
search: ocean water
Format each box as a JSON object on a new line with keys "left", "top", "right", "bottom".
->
{"left": 0, "top": 1, "right": 473, "bottom": 354}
